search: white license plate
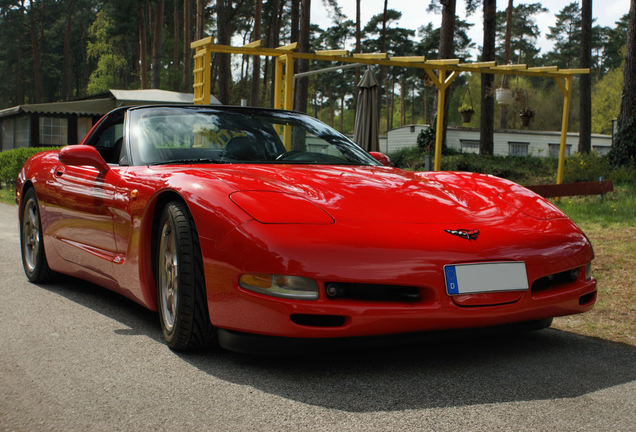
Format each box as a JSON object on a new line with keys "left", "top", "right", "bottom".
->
{"left": 444, "top": 262, "right": 529, "bottom": 295}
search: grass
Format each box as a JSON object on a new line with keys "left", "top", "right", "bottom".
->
{"left": 551, "top": 184, "right": 636, "bottom": 346}
{"left": 552, "top": 184, "right": 636, "bottom": 226}
{"left": 0, "top": 187, "right": 15, "bottom": 204}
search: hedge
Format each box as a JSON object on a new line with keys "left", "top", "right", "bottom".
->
{"left": 0, "top": 147, "right": 61, "bottom": 188}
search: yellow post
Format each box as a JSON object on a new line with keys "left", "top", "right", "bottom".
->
{"left": 190, "top": 37, "right": 214, "bottom": 105}
{"left": 283, "top": 54, "right": 295, "bottom": 111}
{"left": 282, "top": 54, "right": 295, "bottom": 149}
{"left": 555, "top": 76, "right": 572, "bottom": 185}
{"left": 274, "top": 57, "right": 283, "bottom": 110}
{"left": 424, "top": 68, "right": 457, "bottom": 171}
{"left": 433, "top": 70, "right": 446, "bottom": 171}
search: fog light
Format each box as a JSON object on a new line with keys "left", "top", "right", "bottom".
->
{"left": 239, "top": 274, "right": 319, "bottom": 300}
{"left": 585, "top": 263, "right": 592, "bottom": 280}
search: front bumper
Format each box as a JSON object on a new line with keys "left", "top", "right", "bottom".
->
{"left": 199, "top": 218, "right": 596, "bottom": 339}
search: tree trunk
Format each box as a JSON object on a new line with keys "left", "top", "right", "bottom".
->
{"left": 293, "top": 0, "right": 310, "bottom": 113}
{"left": 354, "top": 0, "right": 361, "bottom": 105}
{"left": 340, "top": 90, "right": 345, "bottom": 132}
{"left": 29, "top": 1, "right": 44, "bottom": 103}
{"left": 438, "top": 0, "right": 456, "bottom": 147}
{"left": 173, "top": 0, "right": 180, "bottom": 89}
{"left": 380, "top": 0, "right": 388, "bottom": 132}
{"left": 183, "top": 0, "right": 192, "bottom": 92}
{"left": 151, "top": 0, "right": 164, "bottom": 89}
{"left": 500, "top": 0, "right": 513, "bottom": 129}
{"left": 139, "top": 7, "right": 148, "bottom": 89}
{"left": 63, "top": 0, "right": 75, "bottom": 100}
{"left": 268, "top": 0, "right": 282, "bottom": 107}
{"left": 480, "top": 0, "right": 496, "bottom": 155}
{"left": 249, "top": 0, "right": 262, "bottom": 106}
{"left": 578, "top": 0, "right": 592, "bottom": 153}
{"left": 195, "top": 0, "right": 204, "bottom": 40}
{"left": 291, "top": 0, "right": 299, "bottom": 43}
{"left": 614, "top": 0, "right": 636, "bottom": 164}
{"left": 217, "top": 0, "right": 231, "bottom": 104}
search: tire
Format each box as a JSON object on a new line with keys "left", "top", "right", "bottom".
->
{"left": 155, "top": 201, "right": 215, "bottom": 350}
{"left": 20, "top": 188, "right": 54, "bottom": 283}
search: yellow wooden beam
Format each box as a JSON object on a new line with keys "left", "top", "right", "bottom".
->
{"left": 553, "top": 68, "right": 590, "bottom": 75}
{"left": 190, "top": 36, "right": 214, "bottom": 49}
{"left": 527, "top": 66, "right": 559, "bottom": 72}
{"left": 391, "top": 56, "right": 426, "bottom": 62}
{"left": 276, "top": 42, "right": 298, "bottom": 51}
{"left": 491, "top": 64, "right": 527, "bottom": 70}
{"left": 458, "top": 61, "right": 496, "bottom": 68}
{"left": 353, "top": 53, "right": 388, "bottom": 59}
{"left": 316, "top": 49, "right": 349, "bottom": 56}
{"left": 243, "top": 39, "right": 263, "bottom": 48}
{"left": 425, "top": 59, "right": 460, "bottom": 65}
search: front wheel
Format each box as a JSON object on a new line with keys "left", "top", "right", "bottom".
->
{"left": 20, "top": 188, "right": 54, "bottom": 283}
{"left": 155, "top": 201, "right": 215, "bottom": 350}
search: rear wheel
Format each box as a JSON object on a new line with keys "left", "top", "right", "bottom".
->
{"left": 156, "top": 201, "right": 215, "bottom": 350}
{"left": 20, "top": 188, "right": 54, "bottom": 283}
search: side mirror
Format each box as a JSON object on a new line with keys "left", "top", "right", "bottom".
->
{"left": 59, "top": 145, "right": 110, "bottom": 173}
{"left": 369, "top": 151, "right": 391, "bottom": 167}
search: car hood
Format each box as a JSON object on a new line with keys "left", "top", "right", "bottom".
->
{"left": 199, "top": 164, "right": 542, "bottom": 224}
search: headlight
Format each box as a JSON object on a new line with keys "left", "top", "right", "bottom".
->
{"left": 239, "top": 273, "right": 319, "bottom": 300}
{"left": 585, "top": 262, "right": 592, "bottom": 280}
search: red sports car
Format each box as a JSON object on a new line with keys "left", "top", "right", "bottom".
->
{"left": 17, "top": 105, "right": 597, "bottom": 351}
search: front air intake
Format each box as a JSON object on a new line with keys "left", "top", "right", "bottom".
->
{"left": 324, "top": 282, "right": 421, "bottom": 302}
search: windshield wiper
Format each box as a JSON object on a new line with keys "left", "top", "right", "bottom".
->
{"left": 149, "top": 158, "right": 225, "bottom": 166}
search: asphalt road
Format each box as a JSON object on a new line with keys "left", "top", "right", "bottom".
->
{"left": 1, "top": 201, "right": 635, "bottom": 432}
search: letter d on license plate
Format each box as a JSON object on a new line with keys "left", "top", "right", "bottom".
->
{"left": 444, "top": 262, "right": 529, "bottom": 295}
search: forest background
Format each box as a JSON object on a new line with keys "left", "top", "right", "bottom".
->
{"left": 0, "top": 0, "right": 630, "bottom": 137}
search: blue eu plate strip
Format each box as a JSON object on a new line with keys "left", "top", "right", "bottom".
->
{"left": 445, "top": 265, "right": 459, "bottom": 295}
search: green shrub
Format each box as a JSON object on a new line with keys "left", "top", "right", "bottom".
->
{"left": 0, "top": 147, "right": 60, "bottom": 187}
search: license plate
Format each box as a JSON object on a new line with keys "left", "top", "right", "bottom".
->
{"left": 444, "top": 262, "right": 529, "bottom": 295}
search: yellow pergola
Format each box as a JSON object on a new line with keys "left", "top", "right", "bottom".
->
{"left": 191, "top": 37, "right": 589, "bottom": 184}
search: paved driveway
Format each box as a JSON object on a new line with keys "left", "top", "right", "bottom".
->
{"left": 1, "top": 202, "right": 635, "bottom": 431}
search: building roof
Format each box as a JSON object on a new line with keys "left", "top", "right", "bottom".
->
{"left": 0, "top": 89, "right": 221, "bottom": 119}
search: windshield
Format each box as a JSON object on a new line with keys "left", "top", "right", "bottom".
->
{"left": 127, "top": 107, "right": 380, "bottom": 166}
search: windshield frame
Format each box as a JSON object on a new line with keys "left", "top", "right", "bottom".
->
{"left": 124, "top": 105, "right": 382, "bottom": 167}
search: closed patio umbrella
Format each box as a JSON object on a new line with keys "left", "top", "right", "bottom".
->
{"left": 353, "top": 68, "right": 379, "bottom": 152}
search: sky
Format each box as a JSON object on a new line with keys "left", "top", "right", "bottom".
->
{"left": 311, "top": 0, "right": 629, "bottom": 59}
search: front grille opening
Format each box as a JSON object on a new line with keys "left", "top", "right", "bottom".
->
{"left": 324, "top": 282, "right": 421, "bottom": 302}
{"left": 532, "top": 268, "right": 580, "bottom": 294}
{"left": 290, "top": 314, "right": 346, "bottom": 327}
{"left": 579, "top": 291, "right": 596, "bottom": 305}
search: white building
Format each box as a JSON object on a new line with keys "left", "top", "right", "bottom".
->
{"left": 386, "top": 125, "right": 612, "bottom": 157}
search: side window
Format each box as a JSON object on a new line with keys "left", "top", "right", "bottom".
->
{"left": 91, "top": 122, "right": 124, "bottom": 164}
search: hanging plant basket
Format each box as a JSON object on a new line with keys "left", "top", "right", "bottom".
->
{"left": 460, "top": 109, "right": 474, "bottom": 123}
{"left": 520, "top": 108, "right": 534, "bottom": 127}
{"left": 458, "top": 87, "right": 475, "bottom": 124}
{"left": 496, "top": 88, "right": 514, "bottom": 105}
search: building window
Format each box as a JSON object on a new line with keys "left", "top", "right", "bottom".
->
{"left": 508, "top": 141, "right": 529, "bottom": 156}
{"left": 548, "top": 143, "right": 571, "bottom": 158}
{"left": 460, "top": 139, "right": 479, "bottom": 154}
{"left": 40, "top": 117, "right": 68, "bottom": 146}
{"left": 593, "top": 145, "right": 610, "bottom": 156}
{"left": 410, "top": 125, "right": 415, "bottom": 133}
